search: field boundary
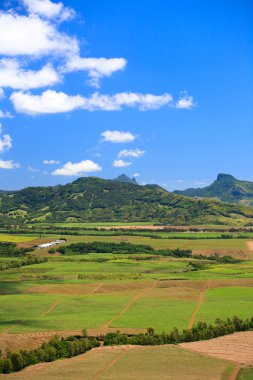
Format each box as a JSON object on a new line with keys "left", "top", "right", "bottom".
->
{"left": 188, "top": 280, "right": 210, "bottom": 329}
{"left": 100, "top": 281, "right": 157, "bottom": 331}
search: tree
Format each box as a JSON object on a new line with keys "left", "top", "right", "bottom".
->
{"left": 10, "top": 353, "right": 24, "bottom": 371}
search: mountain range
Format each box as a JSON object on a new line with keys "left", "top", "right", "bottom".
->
{"left": 174, "top": 174, "right": 253, "bottom": 205}
{"left": 1, "top": 174, "right": 253, "bottom": 226}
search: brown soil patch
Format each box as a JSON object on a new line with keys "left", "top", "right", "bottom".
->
{"left": 0, "top": 329, "right": 146, "bottom": 352}
{"left": 157, "top": 278, "right": 253, "bottom": 289}
{"left": 180, "top": 331, "right": 253, "bottom": 365}
{"left": 228, "top": 365, "right": 241, "bottom": 380}
{"left": 247, "top": 241, "right": 253, "bottom": 251}
{"left": 193, "top": 249, "right": 247, "bottom": 259}
{"left": 25, "top": 284, "right": 102, "bottom": 295}
{"left": 188, "top": 281, "right": 210, "bottom": 329}
{"left": 16, "top": 238, "right": 51, "bottom": 249}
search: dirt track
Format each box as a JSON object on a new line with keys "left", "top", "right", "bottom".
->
{"left": 247, "top": 241, "right": 253, "bottom": 251}
{"left": 180, "top": 331, "right": 253, "bottom": 365}
{"left": 188, "top": 280, "right": 210, "bottom": 329}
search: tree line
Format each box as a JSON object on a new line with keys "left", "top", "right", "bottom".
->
{"left": 1, "top": 316, "right": 252, "bottom": 374}
{"left": 0, "top": 333, "right": 99, "bottom": 374}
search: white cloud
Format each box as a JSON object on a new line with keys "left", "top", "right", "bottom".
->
{"left": 0, "top": 110, "right": 13, "bottom": 119}
{"left": 0, "top": 88, "right": 4, "bottom": 99}
{"left": 0, "top": 160, "right": 20, "bottom": 169}
{"left": 175, "top": 93, "right": 195, "bottom": 109}
{"left": 43, "top": 159, "right": 60, "bottom": 164}
{"left": 10, "top": 90, "right": 85, "bottom": 115}
{"left": 0, "top": 59, "right": 60, "bottom": 90}
{"left": 52, "top": 159, "right": 102, "bottom": 176}
{"left": 22, "top": 0, "right": 75, "bottom": 21}
{"left": 28, "top": 165, "right": 39, "bottom": 172}
{"left": 132, "top": 173, "right": 140, "bottom": 177}
{"left": 0, "top": 13, "right": 79, "bottom": 57}
{"left": 113, "top": 159, "right": 132, "bottom": 168}
{"left": 64, "top": 57, "right": 127, "bottom": 88}
{"left": 118, "top": 148, "right": 145, "bottom": 158}
{"left": 101, "top": 130, "right": 135, "bottom": 143}
{"left": 10, "top": 90, "right": 175, "bottom": 114}
{"left": 0, "top": 124, "right": 12, "bottom": 154}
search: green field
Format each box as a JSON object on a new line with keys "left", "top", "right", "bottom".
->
{"left": 0, "top": 229, "right": 252, "bottom": 378}
{"left": 0, "top": 234, "right": 39, "bottom": 243}
{"left": 0, "top": 345, "right": 235, "bottom": 380}
{"left": 238, "top": 368, "right": 253, "bottom": 380}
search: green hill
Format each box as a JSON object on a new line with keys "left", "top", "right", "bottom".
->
{"left": 1, "top": 176, "right": 253, "bottom": 225}
{"left": 174, "top": 173, "right": 253, "bottom": 205}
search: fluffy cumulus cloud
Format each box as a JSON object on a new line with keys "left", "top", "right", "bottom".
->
{"left": 0, "top": 124, "right": 12, "bottom": 154}
{"left": 175, "top": 93, "right": 195, "bottom": 109}
{"left": 0, "top": 160, "right": 20, "bottom": 169}
{"left": 43, "top": 159, "right": 60, "bottom": 164}
{"left": 0, "top": 59, "right": 60, "bottom": 90}
{"left": 10, "top": 90, "right": 85, "bottom": 115}
{"left": 118, "top": 148, "right": 145, "bottom": 159}
{"left": 52, "top": 160, "right": 102, "bottom": 176}
{"left": 113, "top": 159, "right": 132, "bottom": 168}
{"left": 22, "top": 0, "right": 75, "bottom": 21}
{"left": 0, "top": 12, "right": 78, "bottom": 57}
{"left": 64, "top": 57, "right": 127, "bottom": 88}
{"left": 101, "top": 130, "right": 135, "bottom": 143}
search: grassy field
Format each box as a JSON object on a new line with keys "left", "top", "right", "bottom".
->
{"left": 0, "top": 345, "right": 235, "bottom": 380}
{"left": 0, "top": 229, "right": 253, "bottom": 378}
{"left": 0, "top": 234, "right": 39, "bottom": 243}
{"left": 238, "top": 368, "right": 253, "bottom": 380}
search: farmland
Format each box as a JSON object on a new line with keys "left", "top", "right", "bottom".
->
{"left": 0, "top": 345, "right": 236, "bottom": 380}
{"left": 0, "top": 227, "right": 253, "bottom": 378}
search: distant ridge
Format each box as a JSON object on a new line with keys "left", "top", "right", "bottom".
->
{"left": 114, "top": 174, "right": 138, "bottom": 185}
{"left": 174, "top": 173, "right": 253, "bottom": 205}
{"left": 1, "top": 175, "right": 253, "bottom": 225}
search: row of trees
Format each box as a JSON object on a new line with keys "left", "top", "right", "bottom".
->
{"left": 0, "top": 256, "right": 48, "bottom": 271}
{"left": 1, "top": 316, "right": 252, "bottom": 374}
{"left": 104, "top": 316, "right": 253, "bottom": 346}
{"left": 0, "top": 334, "right": 99, "bottom": 374}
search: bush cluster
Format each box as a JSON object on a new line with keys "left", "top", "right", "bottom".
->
{"left": 0, "top": 242, "right": 33, "bottom": 257}
{"left": 0, "top": 334, "right": 99, "bottom": 374}
{"left": 0, "top": 256, "right": 48, "bottom": 271}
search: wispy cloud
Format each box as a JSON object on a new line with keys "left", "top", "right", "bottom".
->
{"left": 118, "top": 148, "right": 145, "bottom": 158}
{"left": 101, "top": 130, "right": 135, "bottom": 143}
{"left": 43, "top": 159, "right": 60, "bottom": 164}
{"left": 64, "top": 57, "right": 127, "bottom": 88}
{"left": 113, "top": 159, "right": 132, "bottom": 168}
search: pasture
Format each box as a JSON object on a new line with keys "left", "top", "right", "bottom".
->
{"left": 0, "top": 345, "right": 235, "bottom": 380}
{"left": 0, "top": 229, "right": 253, "bottom": 378}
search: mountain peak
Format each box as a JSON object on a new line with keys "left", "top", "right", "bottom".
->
{"left": 216, "top": 173, "right": 236, "bottom": 181}
{"left": 114, "top": 174, "right": 138, "bottom": 185}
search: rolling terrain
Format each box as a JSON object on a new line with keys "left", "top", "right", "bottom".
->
{"left": 1, "top": 176, "right": 253, "bottom": 225}
{"left": 174, "top": 174, "right": 253, "bottom": 205}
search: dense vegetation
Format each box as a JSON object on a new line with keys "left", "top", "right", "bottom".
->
{"left": 0, "top": 242, "right": 33, "bottom": 257}
{"left": 1, "top": 176, "right": 253, "bottom": 225}
{"left": 104, "top": 316, "right": 253, "bottom": 346}
{"left": 0, "top": 333, "right": 99, "bottom": 374}
{"left": 1, "top": 316, "right": 252, "bottom": 374}
{"left": 58, "top": 241, "right": 155, "bottom": 255}
{"left": 175, "top": 173, "right": 253, "bottom": 205}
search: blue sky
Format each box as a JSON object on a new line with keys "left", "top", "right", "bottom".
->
{"left": 0, "top": 0, "right": 252, "bottom": 190}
